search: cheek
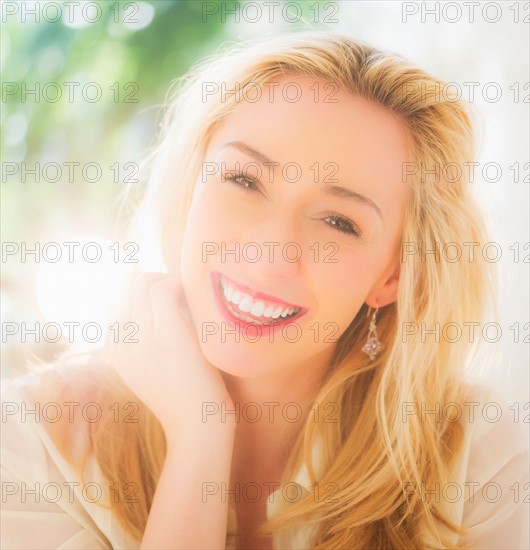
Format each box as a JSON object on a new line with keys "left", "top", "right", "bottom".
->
{"left": 310, "top": 253, "right": 378, "bottom": 328}
{"left": 180, "top": 192, "right": 212, "bottom": 304}
{"left": 179, "top": 188, "right": 244, "bottom": 327}
{"left": 184, "top": 187, "right": 243, "bottom": 248}
{"left": 181, "top": 189, "right": 233, "bottom": 267}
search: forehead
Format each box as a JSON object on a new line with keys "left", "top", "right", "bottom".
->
{"left": 211, "top": 76, "right": 411, "bottom": 156}
{"left": 207, "top": 76, "right": 412, "bottom": 214}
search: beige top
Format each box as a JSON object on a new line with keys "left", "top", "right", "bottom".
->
{"left": 1, "top": 368, "right": 529, "bottom": 549}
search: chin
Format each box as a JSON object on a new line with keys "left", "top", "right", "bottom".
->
{"left": 198, "top": 339, "right": 278, "bottom": 377}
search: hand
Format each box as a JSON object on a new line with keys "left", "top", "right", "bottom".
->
{"left": 104, "top": 273, "right": 234, "bottom": 443}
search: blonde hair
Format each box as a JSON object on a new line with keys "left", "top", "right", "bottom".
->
{"left": 45, "top": 32, "right": 495, "bottom": 548}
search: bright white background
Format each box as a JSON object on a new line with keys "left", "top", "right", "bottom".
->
{"left": 229, "top": 0, "right": 530, "bottom": 405}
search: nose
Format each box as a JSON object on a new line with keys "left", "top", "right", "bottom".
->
{"left": 240, "top": 211, "right": 302, "bottom": 280}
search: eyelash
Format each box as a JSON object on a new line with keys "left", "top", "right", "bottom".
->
{"left": 323, "top": 214, "right": 362, "bottom": 237}
{"left": 221, "top": 172, "right": 362, "bottom": 238}
{"left": 222, "top": 172, "right": 259, "bottom": 191}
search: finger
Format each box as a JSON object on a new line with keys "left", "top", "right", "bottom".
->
{"left": 150, "top": 277, "right": 195, "bottom": 336}
{"left": 131, "top": 272, "right": 168, "bottom": 327}
{"left": 104, "top": 272, "right": 166, "bottom": 358}
{"left": 102, "top": 273, "right": 136, "bottom": 356}
{"left": 107, "top": 271, "right": 136, "bottom": 323}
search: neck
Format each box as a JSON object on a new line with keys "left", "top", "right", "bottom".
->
{"left": 223, "top": 348, "right": 333, "bottom": 475}
{"left": 222, "top": 347, "right": 332, "bottom": 410}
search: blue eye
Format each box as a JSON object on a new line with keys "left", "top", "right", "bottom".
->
{"left": 223, "top": 172, "right": 259, "bottom": 191}
{"left": 324, "top": 215, "right": 362, "bottom": 237}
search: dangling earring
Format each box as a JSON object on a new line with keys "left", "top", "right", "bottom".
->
{"left": 362, "top": 305, "right": 383, "bottom": 360}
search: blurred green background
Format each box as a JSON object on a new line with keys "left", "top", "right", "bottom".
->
{"left": 2, "top": 0, "right": 337, "bottom": 245}
{"left": 1, "top": 0, "right": 336, "bottom": 374}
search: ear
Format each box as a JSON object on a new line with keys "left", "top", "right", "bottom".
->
{"left": 364, "top": 259, "right": 400, "bottom": 309}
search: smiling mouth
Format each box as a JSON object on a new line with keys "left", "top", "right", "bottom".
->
{"left": 214, "top": 272, "right": 306, "bottom": 326}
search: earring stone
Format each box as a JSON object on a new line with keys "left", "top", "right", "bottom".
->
{"left": 362, "top": 306, "right": 383, "bottom": 360}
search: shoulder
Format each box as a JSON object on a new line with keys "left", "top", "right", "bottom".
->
{"left": 458, "top": 381, "right": 528, "bottom": 478}
{"left": 455, "top": 381, "right": 529, "bottom": 549}
{"left": 1, "top": 352, "right": 138, "bottom": 549}
{"left": 2, "top": 352, "right": 107, "bottom": 465}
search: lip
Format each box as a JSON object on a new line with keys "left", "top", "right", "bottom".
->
{"left": 210, "top": 271, "right": 308, "bottom": 334}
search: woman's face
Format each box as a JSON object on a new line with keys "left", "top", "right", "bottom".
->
{"left": 180, "top": 76, "right": 411, "bottom": 378}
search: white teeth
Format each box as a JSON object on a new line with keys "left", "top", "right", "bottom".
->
{"left": 272, "top": 307, "right": 283, "bottom": 319}
{"left": 219, "top": 275, "right": 301, "bottom": 321}
{"left": 250, "top": 301, "right": 265, "bottom": 317}
{"left": 239, "top": 295, "right": 253, "bottom": 313}
{"left": 263, "top": 305, "right": 274, "bottom": 318}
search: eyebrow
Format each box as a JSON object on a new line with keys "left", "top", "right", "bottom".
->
{"left": 224, "top": 141, "right": 273, "bottom": 166}
{"left": 322, "top": 185, "right": 383, "bottom": 219}
{"left": 222, "top": 141, "right": 383, "bottom": 219}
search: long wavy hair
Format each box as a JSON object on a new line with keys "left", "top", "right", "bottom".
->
{"left": 42, "top": 32, "right": 495, "bottom": 549}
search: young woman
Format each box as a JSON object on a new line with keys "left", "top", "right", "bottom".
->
{"left": 1, "top": 32, "right": 528, "bottom": 549}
